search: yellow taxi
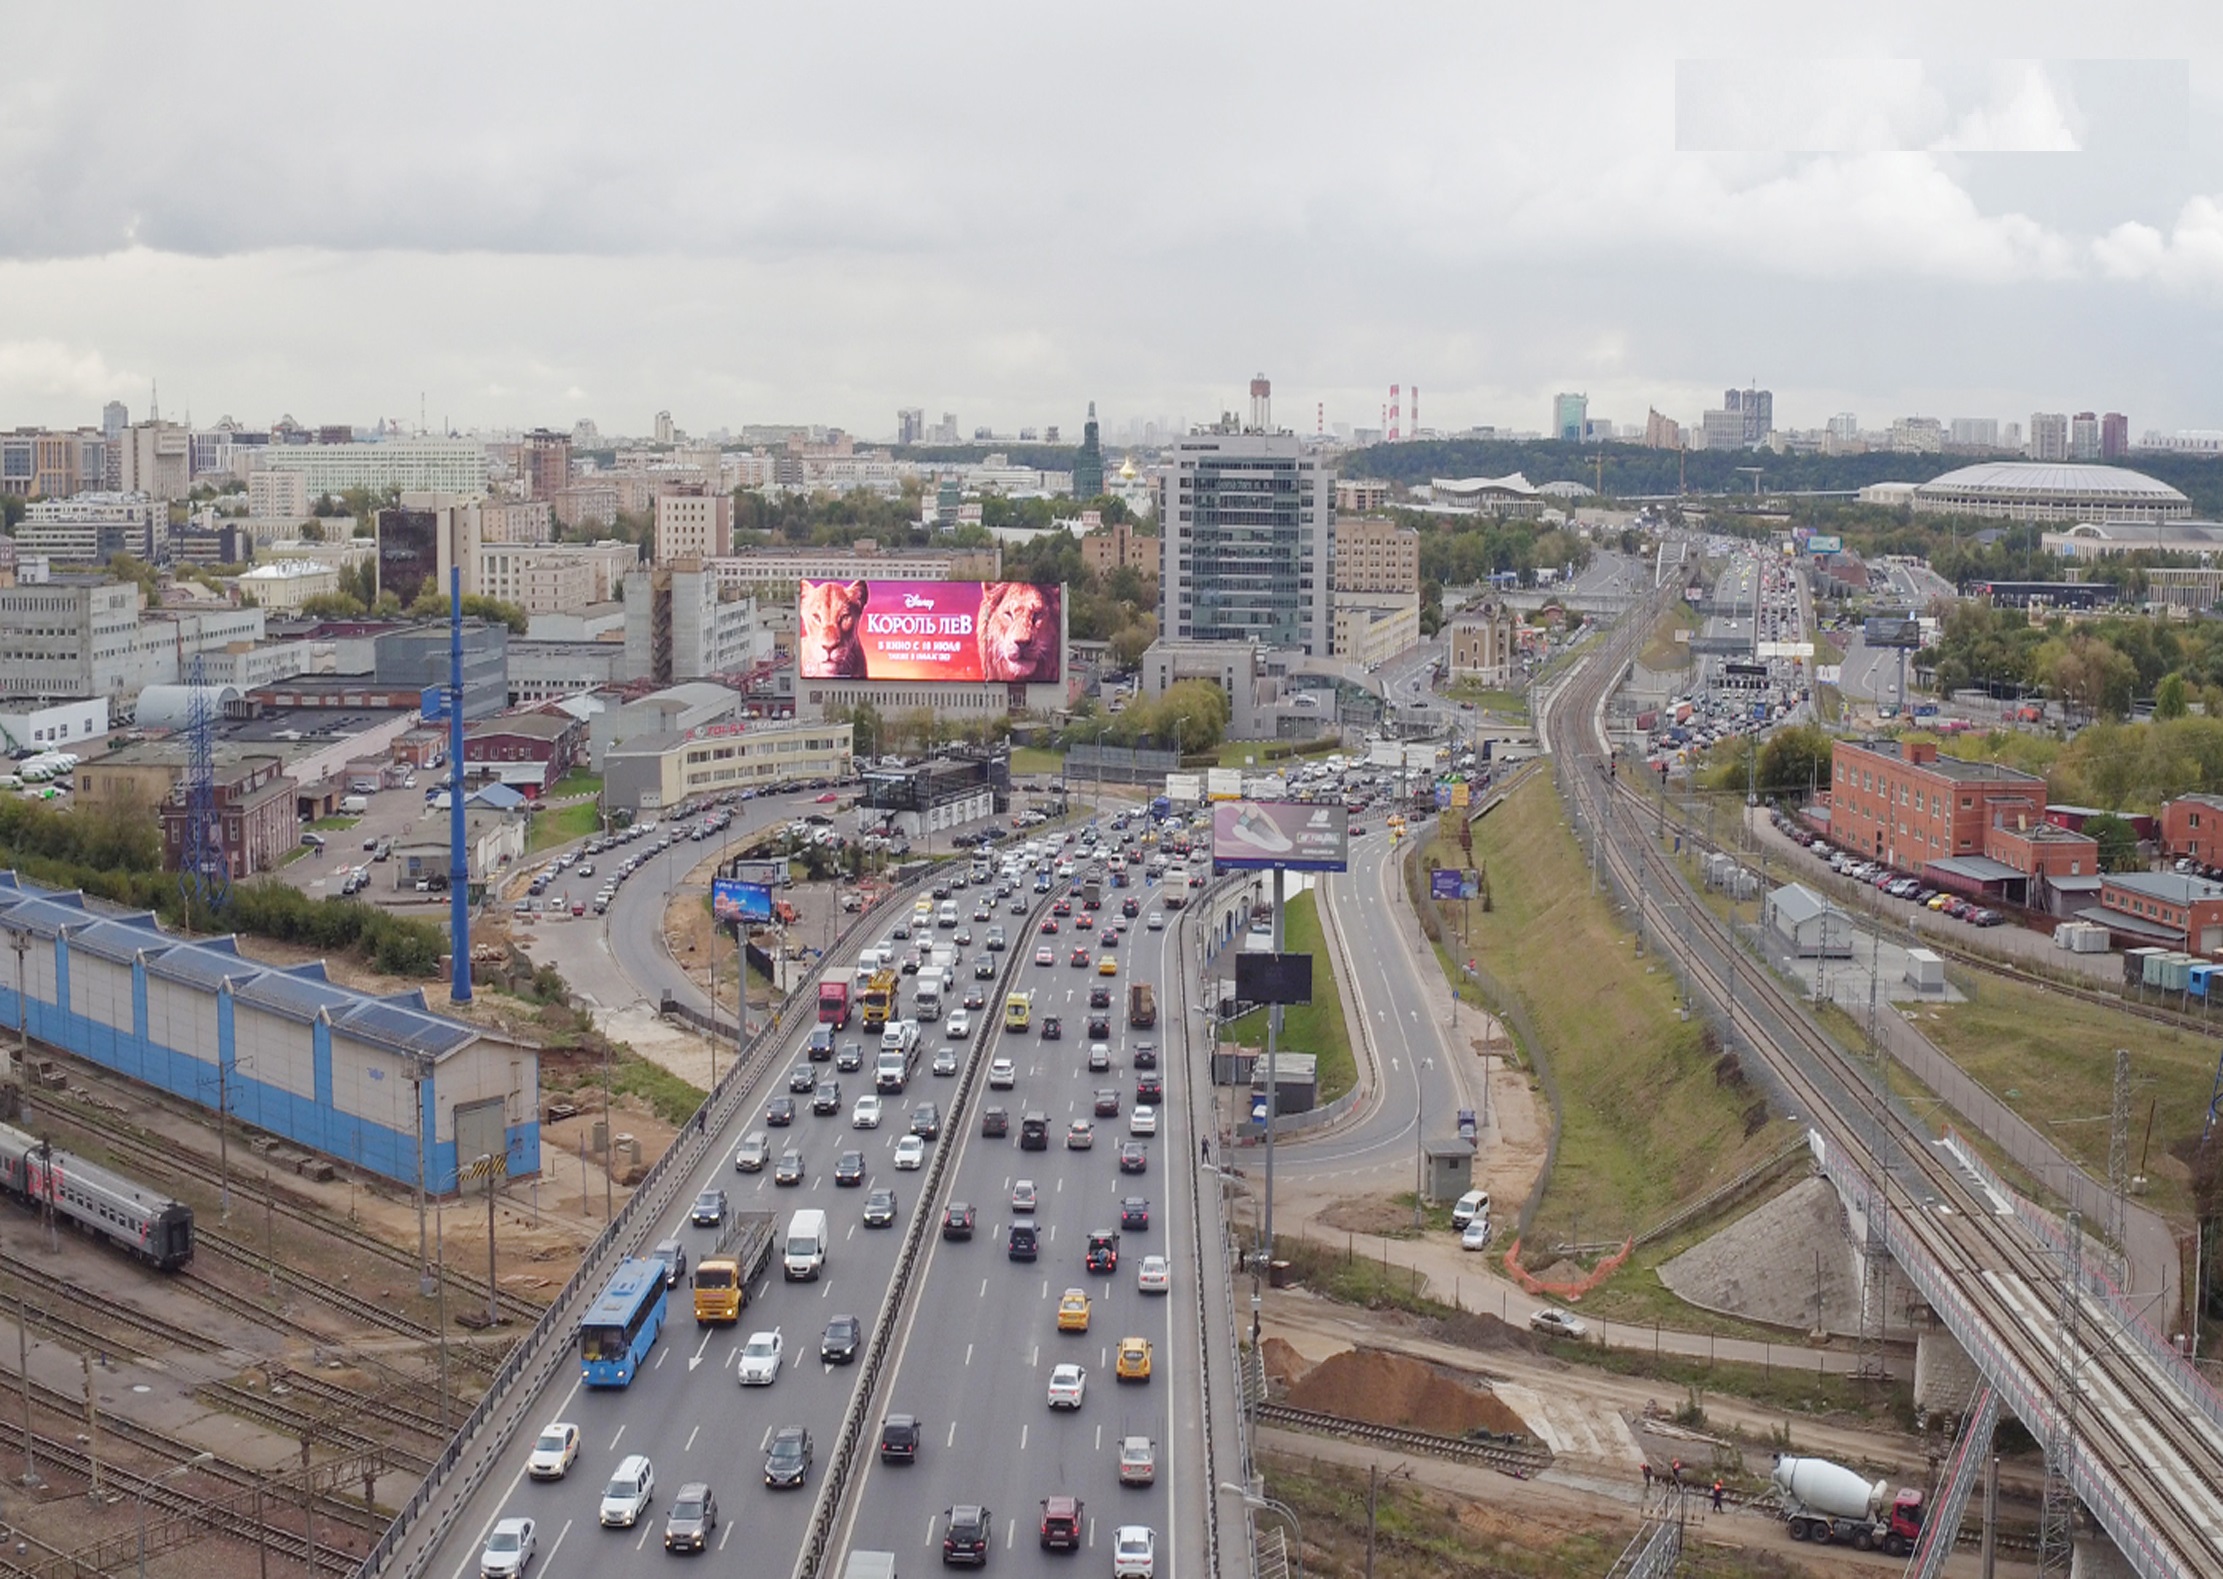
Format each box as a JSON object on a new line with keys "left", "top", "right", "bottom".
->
{"left": 1114, "top": 1336, "right": 1153, "bottom": 1382}
{"left": 1056, "top": 1288, "right": 1092, "bottom": 1332}
{"left": 1097, "top": 956, "right": 1118, "bottom": 976}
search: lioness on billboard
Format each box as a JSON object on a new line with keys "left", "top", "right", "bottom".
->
{"left": 797, "top": 579, "right": 1063, "bottom": 684}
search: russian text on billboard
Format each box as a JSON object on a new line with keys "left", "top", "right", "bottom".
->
{"left": 798, "top": 579, "right": 1062, "bottom": 684}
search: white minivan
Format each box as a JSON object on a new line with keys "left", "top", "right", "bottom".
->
{"left": 784, "top": 1208, "right": 829, "bottom": 1281}
{"left": 1451, "top": 1189, "right": 1491, "bottom": 1229}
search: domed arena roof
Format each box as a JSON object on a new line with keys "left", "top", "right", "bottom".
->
{"left": 1912, "top": 462, "right": 2189, "bottom": 522}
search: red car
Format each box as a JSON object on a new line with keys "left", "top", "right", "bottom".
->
{"left": 1040, "top": 917, "right": 1060, "bottom": 934}
{"left": 1052, "top": 899, "right": 1072, "bottom": 917}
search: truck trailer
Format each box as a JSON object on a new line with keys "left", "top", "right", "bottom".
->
{"left": 1127, "top": 982, "right": 1156, "bottom": 1029}
{"left": 691, "top": 1212, "right": 777, "bottom": 1324}
{"left": 818, "top": 974, "right": 852, "bottom": 1029}
{"left": 1770, "top": 1455, "right": 1924, "bottom": 1554}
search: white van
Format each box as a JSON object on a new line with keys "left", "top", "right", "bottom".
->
{"left": 936, "top": 900, "right": 959, "bottom": 929}
{"left": 783, "top": 1208, "right": 829, "bottom": 1281}
{"left": 340, "top": 794, "right": 370, "bottom": 815}
{"left": 1452, "top": 1189, "right": 1491, "bottom": 1229}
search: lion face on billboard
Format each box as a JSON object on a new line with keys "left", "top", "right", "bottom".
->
{"left": 799, "top": 580, "right": 869, "bottom": 677}
{"left": 977, "top": 583, "right": 1058, "bottom": 682}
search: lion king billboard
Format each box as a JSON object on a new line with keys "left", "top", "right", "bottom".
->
{"left": 797, "top": 579, "right": 1063, "bottom": 684}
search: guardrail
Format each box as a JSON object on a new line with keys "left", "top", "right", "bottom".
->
{"left": 355, "top": 862, "right": 953, "bottom": 1579}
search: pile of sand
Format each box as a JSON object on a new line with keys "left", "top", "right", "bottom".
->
{"left": 1261, "top": 1336, "right": 1315, "bottom": 1387}
{"left": 1424, "top": 1310, "right": 1538, "bottom": 1355}
{"left": 1285, "top": 1346, "right": 1527, "bottom": 1438}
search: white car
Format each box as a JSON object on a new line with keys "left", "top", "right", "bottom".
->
{"left": 946, "top": 1009, "right": 971, "bottom": 1037}
{"left": 1529, "top": 1307, "right": 1588, "bottom": 1340}
{"left": 1460, "top": 1217, "right": 1492, "bottom": 1252}
{"left": 988, "top": 1057, "right": 1017, "bottom": 1089}
{"left": 892, "top": 1135, "right": 927, "bottom": 1170}
{"left": 598, "top": 1455, "right": 655, "bottom": 1527}
{"left": 1129, "top": 1105, "right": 1157, "bottom": 1136}
{"left": 1136, "top": 1254, "right": 1170, "bottom": 1294}
{"left": 1112, "top": 1525, "right": 1157, "bottom": 1579}
{"left": 524, "top": 1420, "right": 579, "bottom": 1480}
{"left": 1145, "top": 912, "right": 1164, "bottom": 930}
{"left": 1011, "top": 1178, "right": 1038, "bottom": 1213}
{"left": 852, "top": 1095, "right": 883, "bottom": 1129}
{"left": 1046, "top": 1362, "right": 1087, "bottom": 1410}
{"left": 737, "top": 1329, "right": 784, "bottom": 1385}
{"left": 481, "top": 1517, "right": 537, "bottom": 1579}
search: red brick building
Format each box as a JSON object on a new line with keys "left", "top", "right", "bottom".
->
{"left": 461, "top": 711, "right": 585, "bottom": 796}
{"left": 2091, "top": 872, "right": 2223, "bottom": 953}
{"left": 160, "top": 756, "right": 299, "bottom": 879}
{"left": 2157, "top": 795, "right": 2223, "bottom": 867}
{"left": 1828, "top": 739, "right": 2046, "bottom": 872}
{"left": 1983, "top": 820, "right": 2099, "bottom": 881}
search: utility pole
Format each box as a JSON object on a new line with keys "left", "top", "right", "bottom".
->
{"left": 17, "top": 1277, "right": 35, "bottom": 1486}
{"left": 1364, "top": 1463, "right": 1379, "bottom": 1579}
{"left": 82, "top": 1351, "right": 98, "bottom": 1502}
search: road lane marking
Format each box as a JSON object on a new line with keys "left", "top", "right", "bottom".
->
{"left": 717, "top": 1522, "right": 733, "bottom": 1550}
{"left": 688, "top": 1329, "right": 713, "bottom": 1371}
{"left": 947, "top": 1420, "right": 958, "bottom": 1448}
{"left": 1020, "top": 1423, "right": 1029, "bottom": 1450}
{"left": 609, "top": 1425, "right": 625, "bottom": 1449}
{"left": 965, "top": 1343, "right": 973, "bottom": 1366}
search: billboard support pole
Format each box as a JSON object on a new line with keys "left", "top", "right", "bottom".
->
{"left": 1264, "top": 866, "right": 1282, "bottom": 1269}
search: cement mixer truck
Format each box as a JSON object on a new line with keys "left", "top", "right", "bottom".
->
{"left": 1770, "top": 1456, "right": 1926, "bottom": 1555}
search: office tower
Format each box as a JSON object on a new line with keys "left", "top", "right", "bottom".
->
{"left": 2070, "top": 412, "right": 2100, "bottom": 461}
{"left": 2029, "top": 412, "right": 2069, "bottom": 461}
{"left": 1157, "top": 431, "right": 1332, "bottom": 656}
{"left": 897, "top": 408, "right": 925, "bottom": 445}
{"left": 653, "top": 411, "right": 675, "bottom": 445}
{"left": 1553, "top": 393, "right": 1588, "bottom": 443}
{"left": 521, "top": 428, "right": 572, "bottom": 500}
{"left": 1723, "top": 386, "right": 1773, "bottom": 444}
{"left": 2101, "top": 412, "right": 2129, "bottom": 460}
{"left": 1072, "top": 402, "right": 1104, "bottom": 500}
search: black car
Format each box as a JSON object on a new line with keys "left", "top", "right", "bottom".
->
{"left": 812, "top": 1081, "right": 842, "bottom": 1115}
{"left": 943, "top": 1504, "right": 994, "bottom": 1568}
{"left": 765, "top": 1096, "right": 797, "bottom": 1126}
{"left": 1120, "top": 1196, "right": 1150, "bottom": 1231}
{"left": 774, "top": 1150, "right": 805, "bottom": 1185}
{"left": 764, "top": 1426, "right": 813, "bottom": 1488}
{"left": 834, "top": 1150, "right": 867, "bottom": 1187}
{"left": 941, "top": 1202, "right": 976, "bottom": 1240}
{"left": 863, "top": 1186, "right": 899, "bottom": 1227}
{"left": 788, "top": 1064, "right": 816, "bottom": 1094}
{"left": 1133, "top": 1041, "right": 1157, "bottom": 1070}
{"left": 1087, "top": 1013, "right": 1111, "bottom": 1040}
{"left": 1093, "top": 1088, "right": 1121, "bottom": 1117}
{"left": 820, "top": 1315, "right": 862, "bottom": 1365}
{"left": 1007, "top": 1222, "right": 1038, "bottom": 1262}
{"left": 980, "top": 1106, "right": 1008, "bottom": 1138}
{"left": 1089, "top": 985, "right": 1112, "bottom": 1009}
{"left": 1136, "top": 1074, "right": 1163, "bottom": 1105}
{"left": 1040, "top": 1015, "right": 1061, "bottom": 1041}
{"left": 1118, "top": 1141, "right": 1148, "bottom": 1174}
{"left": 911, "top": 1102, "right": 942, "bottom": 1139}
{"left": 974, "top": 956, "right": 997, "bottom": 980}
{"left": 690, "top": 1188, "right": 727, "bottom": 1226}
{"left": 878, "top": 1413, "right": 921, "bottom": 1464}
{"left": 836, "top": 1040, "right": 865, "bottom": 1072}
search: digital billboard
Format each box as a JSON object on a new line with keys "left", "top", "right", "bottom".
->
{"left": 1211, "top": 801, "right": 1350, "bottom": 873}
{"left": 711, "top": 878, "right": 773, "bottom": 924}
{"left": 1236, "top": 951, "right": 1314, "bottom": 1007}
{"left": 1863, "top": 616, "right": 1923, "bottom": 649}
{"left": 1805, "top": 534, "right": 1843, "bottom": 555}
{"left": 798, "top": 579, "right": 1062, "bottom": 684}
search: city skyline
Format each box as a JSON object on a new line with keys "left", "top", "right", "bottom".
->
{"left": 1, "top": 11, "right": 2219, "bottom": 437}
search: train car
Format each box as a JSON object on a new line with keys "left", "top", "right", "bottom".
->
{"left": 0, "top": 1121, "right": 195, "bottom": 1270}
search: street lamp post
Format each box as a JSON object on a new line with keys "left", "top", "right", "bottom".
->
{"left": 1220, "top": 1484, "right": 1304, "bottom": 1579}
{"left": 139, "top": 1451, "right": 214, "bottom": 1579}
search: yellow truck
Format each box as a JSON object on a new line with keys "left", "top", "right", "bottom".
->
{"left": 860, "top": 968, "right": 899, "bottom": 1029}
{"left": 692, "top": 1212, "right": 776, "bottom": 1325}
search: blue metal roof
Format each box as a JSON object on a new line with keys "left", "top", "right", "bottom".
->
{"left": 233, "top": 970, "right": 357, "bottom": 1023}
{"left": 65, "top": 921, "right": 167, "bottom": 966}
{"left": 335, "top": 999, "right": 475, "bottom": 1059}
{"left": 144, "top": 944, "right": 248, "bottom": 991}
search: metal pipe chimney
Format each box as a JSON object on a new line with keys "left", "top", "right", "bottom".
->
{"left": 447, "top": 559, "right": 472, "bottom": 1004}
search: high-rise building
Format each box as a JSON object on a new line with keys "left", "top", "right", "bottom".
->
{"left": 2070, "top": 412, "right": 2101, "bottom": 461}
{"left": 653, "top": 487, "right": 734, "bottom": 563}
{"left": 1949, "top": 417, "right": 2000, "bottom": 449}
{"left": 2101, "top": 412, "right": 2130, "bottom": 460}
{"left": 1643, "top": 409, "right": 1683, "bottom": 449}
{"left": 653, "top": 411, "right": 675, "bottom": 445}
{"left": 102, "top": 402, "right": 128, "bottom": 442}
{"left": 256, "top": 437, "right": 490, "bottom": 496}
{"left": 1700, "top": 409, "right": 1746, "bottom": 451}
{"left": 520, "top": 429, "right": 572, "bottom": 501}
{"left": 1552, "top": 393, "right": 1588, "bottom": 443}
{"left": 1827, "top": 413, "right": 1861, "bottom": 444}
{"left": 1723, "top": 387, "right": 1773, "bottom": 444}
{"left": 2029, "top": 412, "right": 2070, "bottom": 461}
{"left": 1156, "top": 432, "right": 1332, "bottom": 657}
{"left": 117, "top": 421, "right": 190, "bottom": 501}
{"left": 897, "top": 408, "right": 925, "bottom": 446}
{"left": 1072, "top": 402, "right": 1104, "bottom": 500}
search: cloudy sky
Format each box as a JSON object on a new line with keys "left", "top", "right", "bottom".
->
{"left": 3, "top": 3, "right": 2221, "bottom": 443}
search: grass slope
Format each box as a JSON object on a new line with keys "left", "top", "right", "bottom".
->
{"left": 1464, "top": 776, "right": 1794, "bottom": 1253}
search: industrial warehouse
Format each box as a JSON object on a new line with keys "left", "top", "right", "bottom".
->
{"left": 0, "top": 873, "right": 536, "bottom": 1196}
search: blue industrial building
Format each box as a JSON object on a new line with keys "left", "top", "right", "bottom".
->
{"left": 0, "top": 874, "right": 538, "bottom": 1196}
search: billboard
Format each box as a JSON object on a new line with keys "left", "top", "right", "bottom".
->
{"left": 1206, "top": 767, "right": 1244, "bottom": 802}
{"left": 798, "top": 579, "right": 1062, "bottom": 683}
{"left": 1805, "top": 534, "right": 1843, "bottom": 555}
{"left": 1431, "top": 867, "right": 1481, "bottom": 900}
{"left": 1235, "top": 950, "right": 1314, "bottom": 1006}
{"left": 1368, "top": 740, "right": 1404, "bottom": 769}
{"left": 1863, "top": 616, "right": 1923, "bottom": 648}
{"left": 711, "top": 878, "right": 773, "bottom": 924}
{"left": 730, "top": 859, "right": 787, "bottom": 890}
{"left": 1212, "top": 801, "right": 1350, "bottom": 873}
{"left": 1164, "top": 772, "right": 1203, "bottom": 804}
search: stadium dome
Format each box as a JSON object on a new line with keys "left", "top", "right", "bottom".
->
{"left": 1911, "top": 462, "right": 2190, "bottom": 525}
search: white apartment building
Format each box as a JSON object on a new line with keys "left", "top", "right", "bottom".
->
{"left": 472, "top": 540, "right": 637, "bottom": 609}
{"left": 248, "top": 468, "right": 312, "bottom": 519}
{"left": 237, "top": 560, "right": 341, "bottom": 613}
{"left": 15, "top": 492, "right": 164, "bottom": 563}
{"left": 252, "top": 438, "right": 489, "bottom": 496}
{"left": 1156, "top": 432, "right": 1333, "bottom": 657}
{"left": 0, "top": 580, "right": 264, "bottom": 702}
{"left": 2029, "top": 412, "right": 2070, "bottom": 462}
{"left": 480, "top": 498, "right": 553, "bottom": 544}
{"left": 653, "top": 491, "right": 733, "bottom": 562}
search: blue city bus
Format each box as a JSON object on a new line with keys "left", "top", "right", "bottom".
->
{"left": 579, "top": 1258, "right": 668, "bottom": 1387}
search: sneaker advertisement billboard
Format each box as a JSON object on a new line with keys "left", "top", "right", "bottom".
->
{"left": 1211, "top": 800, "right": 1350, "bottom": 873}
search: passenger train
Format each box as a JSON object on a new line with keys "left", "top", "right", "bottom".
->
{"left": 0, "top": 1120, "right": 195, "bottom": 1270}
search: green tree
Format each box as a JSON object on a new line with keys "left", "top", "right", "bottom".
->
{"left": 298, "top": 519, "right": 327, "bottom": 542}
{"left": 1153, "top": 679, "right": 1230, "bottom": 754}
{"left": 408, "top": 590, "right": 531, "bottom": 635}
{"left": 2155, "top": 672, "right": 2190, "bottom": 720}
{"left": 2082, "top": 812, "right": 2140, "bottom": 872}
{"left": 1756, "top": 724, "right": 1834, "bottom": 799}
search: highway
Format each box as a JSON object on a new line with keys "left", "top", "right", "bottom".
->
{"left": 416, "top": 837, "right": 1217, "bottom": 1579}
{"left": 829, "top": 892, "right": 1204, "bottom": 1571}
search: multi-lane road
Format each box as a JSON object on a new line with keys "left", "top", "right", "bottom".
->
{"left": 424, "top": 851, "right": 1210, "bottom": 1579}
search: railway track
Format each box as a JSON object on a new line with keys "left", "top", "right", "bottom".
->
{"left": 1545, "top": 594, "right": 2223, "bottom": 1578}
{"left": 29, "top": 1099, "right": 544, "bottom": 1324}
{"left": 1255, "top": 1403, "right": 1551, "bottom": 1477}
